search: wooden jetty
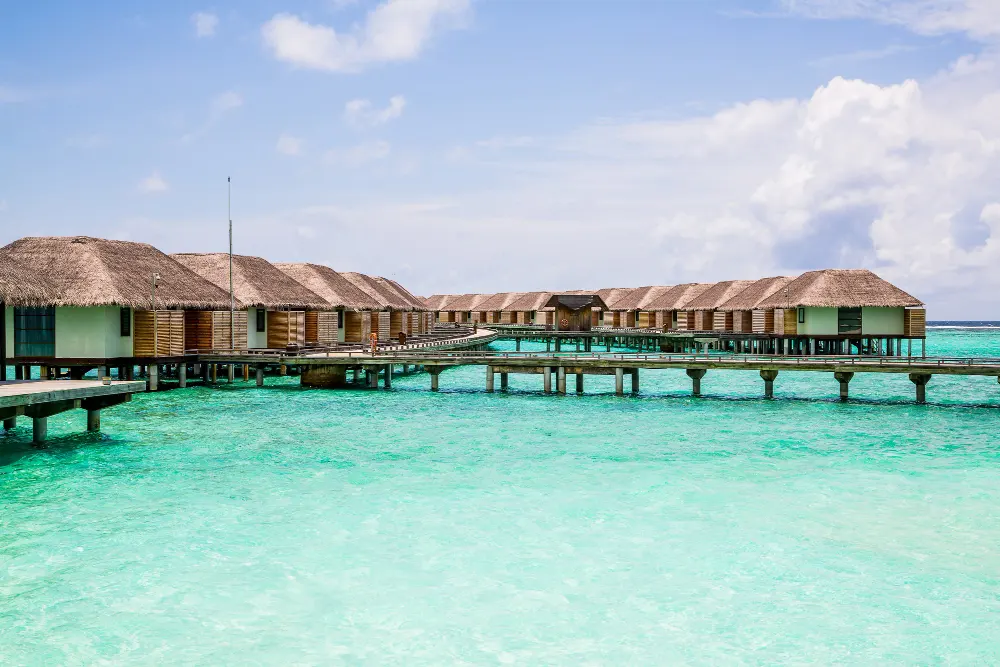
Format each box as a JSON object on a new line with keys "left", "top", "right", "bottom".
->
{"left": 0, "top": 379, "right": 146, "bottom": 443}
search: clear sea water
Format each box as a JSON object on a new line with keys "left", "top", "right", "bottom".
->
{"left": 2, "top": 327, "right": 999, "bottom": 664}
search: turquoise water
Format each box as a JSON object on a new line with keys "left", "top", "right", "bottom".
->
{"left": 2, "top": 329, "right": 999, "bottom": 664}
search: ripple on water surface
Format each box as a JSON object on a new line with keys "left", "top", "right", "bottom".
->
{"left": 1, "top": 328, "right": 999, "bottom": 663}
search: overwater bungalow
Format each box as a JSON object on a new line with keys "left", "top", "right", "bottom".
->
{"left": 341, "top": 272, "right": 418, "bottom": 340}
{"left": 1, "top": 254, "right": 54, "bottom": 378}
{"left": 755, "top": 269, "right": 926, "bottom": 354}
{"left": 371, "top": 276, "right": 430, "bottom": 336}
{"left": 608, "top": 286, "right": 672, "bottom": 328}
{"left": 505, "top": 291, "right": 554, "bottom": 326}
{"left": 0, "top": 236, "right": 233, "bottom": 365}
{"left": 546, "top": 294, "right": 608, "bottom": 331}
{"left": 682, "top": 280, "right": 755, "bottom": 332}
{"left": 274, "top": 263, "right": 383, "bottom": 344}
{"left": 595, "top": 288, "right": 634, "bottom": 327}
{"left": 478, "top": 292, "right": 525, "bottom": 324}
{"left": 425, "top": 294, "right": 460, "bottom": 323}
{"left": 172, "top": 253, "right": 328, "bottom": 349}
{"left": 644, "top": 283, "right": 714, "bottom": 330}
{"left": 440, "top": 293, "right": 494, "bottom": 324}
{"left": 715, "top": 276, "right": 794, "bottom": 333}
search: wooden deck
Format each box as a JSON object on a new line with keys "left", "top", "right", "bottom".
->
{"left": 0, "top": 380, "right": 146, "bottom": 443}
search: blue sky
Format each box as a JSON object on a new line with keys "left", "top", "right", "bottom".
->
{"left": 2, "top": 0, "right": 1000, "bottom": 316}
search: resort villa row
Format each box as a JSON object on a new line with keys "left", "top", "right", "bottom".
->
{"left": 0, "top": 236, "right": 430, "bottom": 367}
{"left": 425, "top": 269, "right": 927, "bottom": 351}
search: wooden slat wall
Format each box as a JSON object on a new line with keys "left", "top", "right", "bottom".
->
{"left": 267, "top": 311, "right": 306, "bottom": 348}
{"left": 184, "top": 310, "right": 212, "bottom": 351}
{"left": 777, "top": 309, "right": 797, "bottom": 335}
{"left": 424, "top": 312, "right": 433, "bottom": 332}
{"left": 677, "top": 311, "right": 695, "bottom": 330}
{"left": 903, "top": 308, "right": 926, "bottom": 337}
{"left": 344, "top": 311, "right": 368, "bottom": 342}
{"left": 733, "top": 311, "right": 753, "bottom": 333}
{"left": 212, "top": 310, "right": 248, "bottom": 350}
{"left": 377, "top": 312, "right": 390, "bottom": 340}
{"left": 501, "top": 312, "right": 515, "bottom": 324}
{"left": 712, "top": 311, "right": 733, "bottom": 331}
{"left": 135, "top": 310, "right": 184, "bottom": 357}
{"left": 637, "top": 312, "right": 653, "bottom": 328}
{"left": 390, "top": 311, "right": 403, "bottom": 338}
{"left": 694, "top": 310, "right": 713, "bottom": 331}
{"left": 305, "top": 311, "right": 337, "bottom": 345}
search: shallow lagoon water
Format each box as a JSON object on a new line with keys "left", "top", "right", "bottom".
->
{"left": 2, "top": 328, "right": 999, "bottom": 663}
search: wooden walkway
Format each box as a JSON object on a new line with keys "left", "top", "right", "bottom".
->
{"left": 1, "top": 380, "right": 147, "bottom": 442}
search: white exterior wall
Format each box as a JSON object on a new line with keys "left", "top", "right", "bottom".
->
{"left": 247, "top": 307, "right": 268, "bottom": 349}
{"left": 797, "top": 307, "right": 838, "bottom": 336}
{"left": 53, "top": 306, "right": 133, "bottom": 358}
{"left": 862, "top": 307, "right": 904, "bottom": 335}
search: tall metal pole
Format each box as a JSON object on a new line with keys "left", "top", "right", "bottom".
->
{"left": 151, "top": 274, "right": 157, "bottom": 358}
{"left": 1, "top": 300, "right": 7, "bottom": 382}
{"left": 229, "top": 177, "right": 234, "bottom": 351}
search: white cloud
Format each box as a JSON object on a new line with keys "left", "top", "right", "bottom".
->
{"left": 261, "top": 0, "right": 470, "bottom": 73}
{"left": 324, "top": 140, "right": 391, "bottom": 165}
{"left": 344, "top": 95, "right": 406, "bottom": 127}
{"left": 210, "top": 90, "right": 243, "bottom": 116}
{"left": 276, "top": 134, "right": 303, "bottom": 156}
{"left": 192, "top": 11, "right": 219, "bottom": 37}
{"left": 138, "top": 172, "right": 169, "bottom": 194}
{"left": 809, "top": 43, "right": 916, "bottom": 67}
{"left": 781, "top": 0, "right": 1000, "bottom": 40}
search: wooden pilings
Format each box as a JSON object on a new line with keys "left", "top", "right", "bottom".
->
{"left": 178, "top": 363, "right": 187, "bottom": 388}
{"left": 909, "top": 373, "right": 931, "bottom": 403}
{"left": 686, "top": 368, "right": 707, "bottom": 396}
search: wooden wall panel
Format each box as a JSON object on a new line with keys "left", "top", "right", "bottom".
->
{"left": 734, "top": 311, "right": 753, "bottom": 333}
{"left": 390, "top": 311, "right": 403, "bottom": 338}
{"left": 212, "top": 310, "right": 248, "bottom": 350}
{"left": 712, "top": 312, "right": 734, "bottom": 331}
{"left": 637, "top": 312, "right": 653, "bottom": 329}
{"left": 377, "top": 311, "right": 390, "bottom": 340}
{"left": 903, "top": 308, "right": 926, "bottom": 337}
{"left": 267, "top": 311, "right": 305, "bottom": 348}
{"left": 305, "top": 311, "right": 337, "bottom": 345}
{"left": 135, "top": 310, "right": 184, "bottom": 357}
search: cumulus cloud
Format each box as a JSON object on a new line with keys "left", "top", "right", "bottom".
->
{"left": 192, "top": 11, "right": 219, "bottom": 37}
{"left": 138, "top": 172, "right": 169, "bottom": 194}
{"left": 344, "top": 95, "right": 406, "bottom": 127}
{"left": 276, "top": 134, "right": 303, "bottom": 156}
{"left": 261, "top": 0, "right": 470, "bottom": 73}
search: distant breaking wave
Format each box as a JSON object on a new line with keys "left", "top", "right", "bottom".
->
{"left": 927, "top": 321, "right": 1000, "bottom": 329}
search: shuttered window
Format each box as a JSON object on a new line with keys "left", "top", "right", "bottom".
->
{"left": 120, "top": 307, "right": 131, "bottom": 336}
{"left": 256, "top": 309, "right": 266, "bottom": 333}
{"left": 14, "top": 307, "right": 55, "bottom": 358}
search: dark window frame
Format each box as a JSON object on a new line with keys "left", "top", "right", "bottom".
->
{"left": 14, "top": 306, "right": 56, "bottom": 358}
{"left": 120, "top": 307, "right": 131, "bottom": 337}
{"left": 256, "top": 308, "right": 266, "bottom": 333}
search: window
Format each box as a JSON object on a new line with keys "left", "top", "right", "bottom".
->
{"left": 14, "top": 306, "right": 55, "bottom": 358}
{"left": 256, "top": 308, "right": 266, "bottom": 333}
{"left": 120, "top": 307, "right": 131, "bottom": 336}
{"left": 797, "top": 307, "right": 805, "bottom": 324}
{"left": 838, "top": 308, "right": 862, "bottom": 335}
{"left": 338, "top": 310, "right": 344, "bottom": 329}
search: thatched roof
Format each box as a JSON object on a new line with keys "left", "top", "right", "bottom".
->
{"left": 506, "top": 291, "right": 553, "bottom": 312}
{"left": 595, "top": 287, "right": 635, "bottom": 308}
{"left": 756, "top": 269, "right": 923, "bottom": 308}
{"left": 274, "top": 263, "right": 382, "bottom": 311}
{"left": 173, "top": 253, "right": 329, "bottom": 310}
{"left": 0, "top": 254, "right": 53, "bottom": 307}
{"left": 443, "top": 293, "right": 494, "bottom": 312}
{"left": 424, "top": 294, "right": 457, "bottom": 310}
{"left": 341, "top": 272, "right": 415, "bottom": 310}
{"left": 479, "top": 292, "right": 525, "bottom": 311}
{"left": 684, "top": 280, "right": 756, "bottom": 310}
{"left": 610, "top": 286, "right": 673, "bottom": 311}
{"left": 716, "top": 276, "right": 795, "bottom": 312}
{"left": 0, "top": 236, "right": 234, "bottom": 309}
{"left": 381, "top": 277, "right": 428, "bottom": 311}
{"left": 645, "top": 283, "right": 714, "bottom": 311}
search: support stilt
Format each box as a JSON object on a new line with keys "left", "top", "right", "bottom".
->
{"left": 32, "top": 417, "right": 47, "bottom": 444}
{"left": 148, "top": 364, "right": 159, "bottom": 392}
{"left": 686, "top": 368, "right": 707, "bottom": 396}
{"left": 430, "top": 371, "right": 440, "bottom": 392}
{"left": 543, "top": 367, "right": 552, "bottom": 393}
{"left": 486, "top": 366, "right": 494, "bottom": 393}
{"left": 3, "top": 417, "right": 16, "bottom": 431}
{"left": 557, "top": 367, "right": 566, "bottom": 394}
{"left": 834, "top": 371, "right": 854, "bottom": 400}
{"left": 760, "top": 369, "right": 778, "bottom": 399}
{"left": 575, "top": 373, "right": 584, "bottom": 394}
{"left": 383, "top": 366, "right": 391, "bottom": 389}
{"left": 500, "top": 372, "right": 509, "bottom": 391}
{"left": 86, "top": 409, "right": 101, "bottom": 432}
{"left": 256, "top": 366, "right": 264, "bottom": 387}
{"left": 178, "top": 364, "right": 187, "bottom": 388}
{"left": 615, "top": 368, "right": 624, "bottom": 396}
{"left": 909, "top": 373, "right": 931, "bottom": 404}
{"left": 631, "top": 369, "right": 639, "bottom": 393}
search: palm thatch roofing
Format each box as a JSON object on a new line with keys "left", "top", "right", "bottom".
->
{"left": 609, "top": 286, "right": 673, "bottom": 311}
{"left": 0, "top": 254, "right": 53, "bottom": 307}
{"left": 0, "top": 236, "right": 235, "bottom": 309}
{"left": 274, "top": 263, "right": 382, "bottom": 311}
{"left": 442, "top": 293, "right": 494, "bottom": 312}
{"left": 474, "top": 292, "right": 522, "bottom": 312}
{"left": 381, "top": 277, "right": 428, "bottom": 311}
{"left": 595, "top": 287, "right": 635, "bottom": 308}
{"left": 684, "top": 280, "right": 756, "bottom": 310}
{"left": 172, "top": 253, "right": 329, "bottom": 310}
{"left": 505, "top": 291, "right": 554, "bottom": 312}
{"left": 756, "top": 269, "right": 923, "bottom": 308}
{"left": 341, "top": 272, "right": 416, "bottom": 310}
{"left": 645, "top": 283, "right": 715, "bottom": 311}
{"left": 716, "top": 276, "right": 795, "bottom": 312}
{"left": 544, "top": 294, "right": 608, "bottom": 311}
{"left": 425, "top": 294, "right": 460, "bottom": 310}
